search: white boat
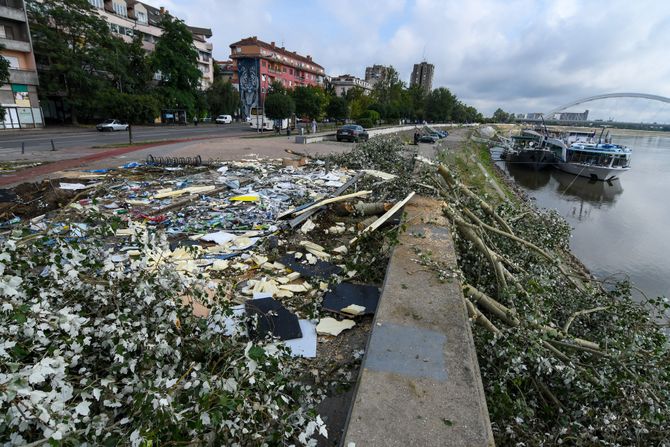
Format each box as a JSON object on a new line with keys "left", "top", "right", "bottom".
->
{"left": 545, "top": 131, "right": 632, "bottom": 181}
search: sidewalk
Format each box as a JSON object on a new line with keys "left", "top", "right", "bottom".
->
{"left": 343, "top": 195, "right": 494, "bottom": 446}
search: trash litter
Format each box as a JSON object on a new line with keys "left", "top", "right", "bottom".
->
{"left": 147, "top": 154, "right": 204, "bottom": 167}
{"left": 0, "top": 189, "right": 18, "bottom": 202}
{"left": 322, "top": 282, "right": 381, "bottom": 316}
{"left": 316, "top": 317, "right": 356, "bottom": 336}
{"left": 245, "top": 297, "right": 303, "bottom": 341}
{"left": 284, "top": 320, "right": 318, "bottom": 358}
{"left": 59, "top": 182, "right": 91, "bottom": 190}
{"left": 280, "top": 254, "right": 343, "bottom": 279}
{"left": 341, "top": 304, "right": 366, "bottom": 316}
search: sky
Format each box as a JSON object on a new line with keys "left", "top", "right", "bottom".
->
{"left": 143, "top": 0, "right": 670, "bottom": 121}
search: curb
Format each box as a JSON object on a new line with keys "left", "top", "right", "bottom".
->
{"left": 0, "top": 135, "right": 226, "bottom": 187}
{"left": 342, "top": 195, "right": 494, "bottom": 446}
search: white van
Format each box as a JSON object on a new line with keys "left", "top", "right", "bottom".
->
{"left": 215, "top": 115, "right": 232, "bottom": 124}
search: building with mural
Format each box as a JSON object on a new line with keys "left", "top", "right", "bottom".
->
{"left": 0, "top": 0, "right": 42, "bottom": 129}
{"left": 228, "top": 36, "right": 325, "bottom": 118}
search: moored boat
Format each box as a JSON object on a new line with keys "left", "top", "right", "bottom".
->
{"left": 544, "top": 130, "right": 632, "bottom": 181}
{"left": 499, "top": 130, "right": 558, "bottom": 170}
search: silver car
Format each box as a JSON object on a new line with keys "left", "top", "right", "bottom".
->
{"left": 96, "top": 119, "right": 129, "bottom": 132}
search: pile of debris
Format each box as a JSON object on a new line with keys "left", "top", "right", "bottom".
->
{"left": 0, "top": 141, "right": 416, "bottom": 445}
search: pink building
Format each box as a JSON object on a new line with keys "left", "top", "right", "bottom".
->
{"left": 229, "top": 36, "right": 325, "bottom": 100}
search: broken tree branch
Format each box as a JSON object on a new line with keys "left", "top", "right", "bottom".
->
{"left": 563, "top": 306, "right": 610, "bottom": 334}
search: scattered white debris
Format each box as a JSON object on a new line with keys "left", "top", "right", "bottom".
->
{"left": 316, "top": 317, "right": 356, "bottom": 336}
{"left": 341, "top": 304, "right": 366, "bottom": 316}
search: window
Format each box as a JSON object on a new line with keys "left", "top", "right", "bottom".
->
{"left": 125, "top": 27, "right": 133, "bottom": 37}
{"left": 0, "top": 26, "right": 5, "bottom": 39}
{"left": 262, "top": 61, "right": 266, "bottom": 67}
{"left": 4, "top": 56, "right": 19, "bottom": 69}
{"left": 109, "top": 23, "right": 119, "bottom": 33}
{"left": 113, "top": 1, "right": 127, "bottom": 16}
{"left": 88, "top": 0, "right": 103, "bottom": 8}
{"left": 136, "top": 11, "right": 147, "bottom": 23}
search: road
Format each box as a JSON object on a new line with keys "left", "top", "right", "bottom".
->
{"left": 0, "top": 123, "right": 253, "bottom": 159}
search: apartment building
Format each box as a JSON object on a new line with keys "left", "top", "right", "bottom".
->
{"left": 329, "top": 74, "right": 371, "bottom": 97}
{"left": 215, "top": 59, "right": 236, "bottom": 84}
{"left": 229, "top": 37, "right": 324, "bottom": 93}
{"left": 87, "top": 0, "right": 214, "bottom": 88}
{"left": 0, "top": 0, "right": 42, "bottom": 129}
{"left": 364, "top": 64, "right": 389, "bottom": 87}
{"left": 410, "top": 61, "right": 434, "bottom": 93}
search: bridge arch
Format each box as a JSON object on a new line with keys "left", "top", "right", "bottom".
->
{"left": 544, "top": 93, "right": 670, "bottom": 117}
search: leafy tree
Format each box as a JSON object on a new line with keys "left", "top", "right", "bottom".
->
{"left": 268, "top": 80, "right": 286, "bottom": 95}
{"left": 372, "top": 66, "right": 403, "bottom": 105}
{"left": 326, "top": 96, "right": 348, "bottom": 121}
{"left": 264, "top": 93, "right": 295, "bottom": 121}
{"left": 356, "top": 109, "right": 379, "bottom": 128}
{"left": 0, "top": 48, "right": 9, "bottom": 120}
{"left": 206, "top": 79, "right": 240, "bottom": 118}
{"left": 425, "top": 87, "right": 458, "bottom": 122}
{"left": 406, "top": 85, "right": 426, "bottom": 121}
{"left": 152, "top": 14, "right": 201, "bottom": 116}
{"left": 492, "top": 108, "right": 514, "bottom": 123}
{"left": 347, "top": 86, "right": 374, "bottom": 120}
{"left": 27, "top": 0, "right": 117, "bottom": 123}
{"left": 96, "top": 89, "right": 159, "bottom": 142}
{"left": 291, "top": 85, "right": 327, "bottom": 120}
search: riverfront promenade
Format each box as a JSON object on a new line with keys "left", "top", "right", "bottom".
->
{"left": 1, "top": 127, "right": 496, "bottom": 445}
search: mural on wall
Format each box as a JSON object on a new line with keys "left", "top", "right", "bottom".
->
{"left": 237, "top": 58, "right": 260, "bottom": 118}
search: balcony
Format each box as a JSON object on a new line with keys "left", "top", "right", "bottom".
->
{"left": 0, "top": 36, "right": 30, "bottom": 52}
{"left": 9, "top": 68, "right": 38, "bottom": 85}
{"left": 0, "top": 2, "right": 25, "bottom": 22}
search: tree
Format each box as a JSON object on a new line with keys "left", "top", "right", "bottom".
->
{"left": 347, "top": 86, "right": 374, "bottom": 120}
{"left": 114, "top": 35, "right": 154, "bottom": 95}
{"left": 28, "top": 0, "right": 118, "bottom": 123}
{"left": 0, "top": 48, "right": 9, "bottom": 120}
{"left": 96, "top": 89, "right": 159, "bottom": 142}
{"left": 152, "top": 14, "right": 201, "bottom": 117}
{"left": 326, "top": 96, "right": 348, "bottom": 121}
{"left": 492, "top": 108, "right": 514, "bottom": 123}
{"left": 425, "top": 87, "right": 458, "bottom": 122}
{"left": 291, "top": 85, "right": 327, "bottom": 120}
{"left": 264, "top": 93, "right": 295, "bottom": 121}
{"left": 206, "top": 79, "right": 240, "bottom": 118}
{"left": 268, "top": 80, "right": 286, "bottom": 96}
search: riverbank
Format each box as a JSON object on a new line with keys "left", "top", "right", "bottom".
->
{"left": 435, "top": 128, "right": 670, "bottom": 445}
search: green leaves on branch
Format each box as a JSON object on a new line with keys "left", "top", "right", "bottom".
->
{"left": 264, "top": 93, "right": 295, "bottom": 120}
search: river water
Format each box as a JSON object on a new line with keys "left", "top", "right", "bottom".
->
{"left": 493, "top": 132, "right": 670, "bottom": 302}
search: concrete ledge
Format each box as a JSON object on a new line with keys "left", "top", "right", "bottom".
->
{"left": 343, "top": 196, "right": 494, "bottom": 447}
{"left": 295, "top": 133, "right": 336, "bottom": 144}
{"left": 294, "top": 124, "right": 456, "bottom": 144}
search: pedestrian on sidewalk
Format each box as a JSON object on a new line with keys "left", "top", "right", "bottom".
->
{"left": 193, "top": 116, "right": 199, "bottom": 127}
{"left": 311, "top": 119, "right": 317, "bottom": 134}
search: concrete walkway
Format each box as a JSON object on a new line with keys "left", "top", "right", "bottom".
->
{"left": 342, "top": 195, "right": 494, "bottom": 445}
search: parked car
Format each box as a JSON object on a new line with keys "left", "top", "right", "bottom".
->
{"left": 215, "top": 114, "right": 233, "bottom": 124}
{"left": 96, "top": 119, "right": 128, "bottom": 132}
{"left": 419, "top": 134, "right": 439, "bottom": 143}
{"left": 336, "top": 124, "right": 369, "bottom": 142}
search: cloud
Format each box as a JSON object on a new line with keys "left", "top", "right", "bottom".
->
{"left": 141, "top": 0, "right": 670, "bottom": 119}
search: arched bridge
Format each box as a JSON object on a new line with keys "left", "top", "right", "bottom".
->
{"left": 545, "top": 93, "right": 670, "bottom": 117}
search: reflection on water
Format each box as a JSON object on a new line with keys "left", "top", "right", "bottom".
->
{"left": 506, "top": 161, "right": 551, "bottom": 189}
{"left": 552, "top": 170, "right": 623, "bottom": 209}
{"left": 494, "top": 133, "right": 670, "bottom": 303}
